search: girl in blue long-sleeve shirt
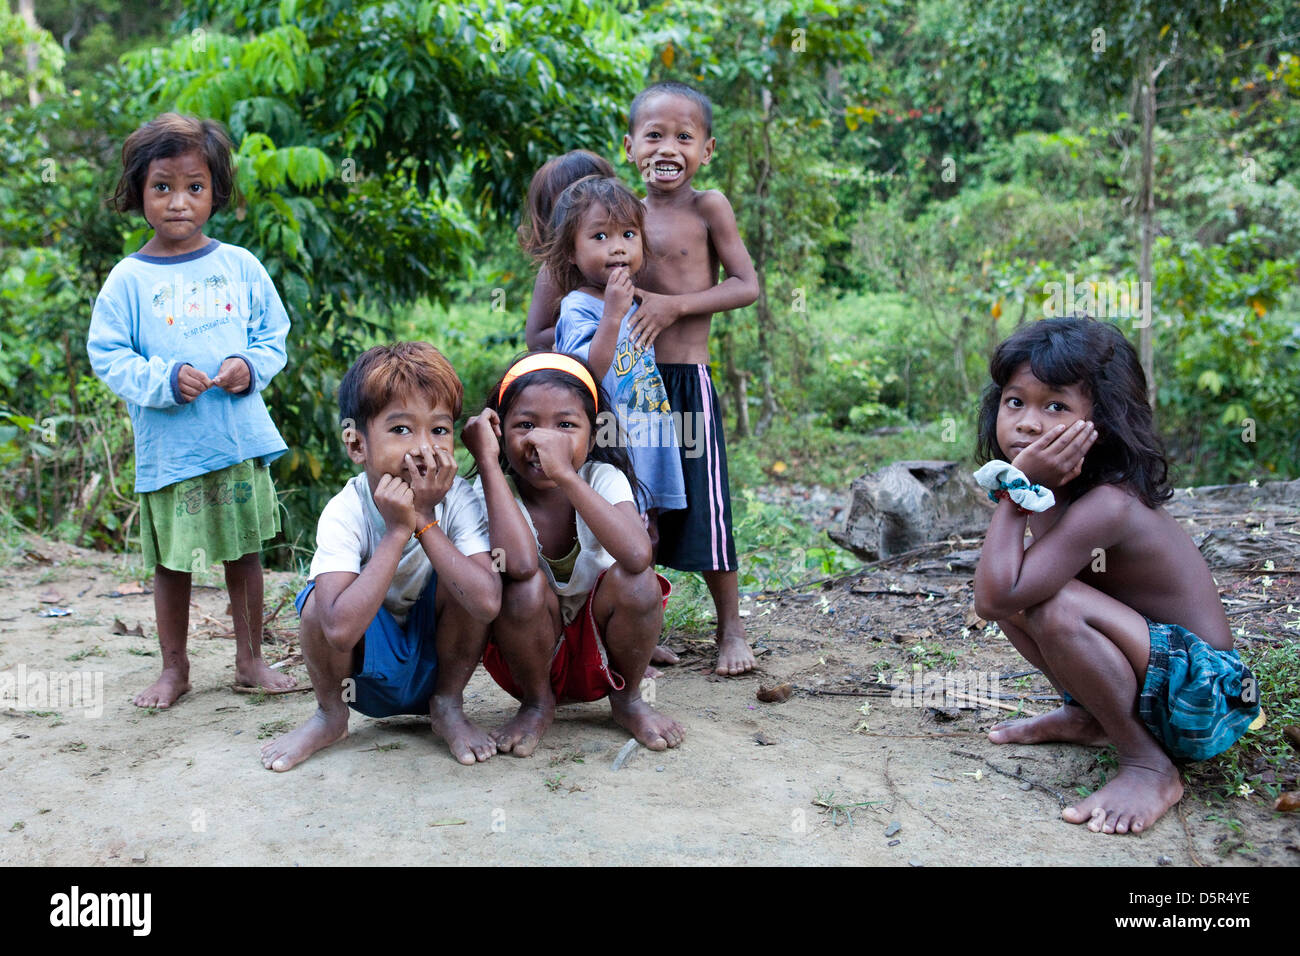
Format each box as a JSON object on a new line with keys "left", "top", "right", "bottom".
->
{"left": 88, "top": 113, "right": 295, "bottom": 708}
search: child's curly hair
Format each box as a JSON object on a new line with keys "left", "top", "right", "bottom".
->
{"left": 540, "top": 176, "right": 646, "bottom": 296}
{"left": 976, "top": 317, "right": 1173, "bottom": 507}
{"left": 519, "top": 150, "right": 616, "bottom": 259}
{"left": 112, "top": 113, "right": 237, "bottom": 214}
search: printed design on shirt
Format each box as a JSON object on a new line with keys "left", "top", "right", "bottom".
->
{"left": 610, "top": 337, "right": 672, "bottom": 415}
{"left": 150, "top": 274, "right": 240, "bottom": 336}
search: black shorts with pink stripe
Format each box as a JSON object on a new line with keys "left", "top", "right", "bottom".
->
{"left": 655, "top": 363, "right": 737, "bottom": 572}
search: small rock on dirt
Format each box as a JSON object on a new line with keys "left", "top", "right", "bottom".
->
{"left": 1157, "top": 855, "right": 1173, "bottom": 866}
{"left": 884, "top": 821, "right": 901, "bottom": 837}
{"left": 611, "top": 738, "right": 639, "bottom": 771}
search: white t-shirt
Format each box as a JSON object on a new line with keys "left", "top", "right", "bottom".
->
{"left": 475, "top": 461, "right": 634, "bottom": 625}
{"left": 309, "top": 473, "right": 491, "bottom": 624}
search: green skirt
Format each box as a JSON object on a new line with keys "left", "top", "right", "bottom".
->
{"left": 139, "top": 460, "right": 281, "bottom": 572}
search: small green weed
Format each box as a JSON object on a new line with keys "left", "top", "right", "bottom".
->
{"left": 256, "top": 720, "right": 294, "bottom": 740}
{"left": 812, "top": 789, "right": 885, "bottom": 827}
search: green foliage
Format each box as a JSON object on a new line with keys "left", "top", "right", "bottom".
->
{"left": 1, "top": 0, "right": 648, "bottom": 560}
{"left": 1158, "top": 232, "right": 1300, "bottom": 483}
{"left": 0, "top": 6, "right": 66, "bottom": 105}
{"left": 1, "top": 0, "right": 1298, "bottom": 568}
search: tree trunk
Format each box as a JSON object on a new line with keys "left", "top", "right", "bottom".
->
{"left": 1139, "top": 56, "right": 1158, "bottom": 413}
{"left": 953, "top": 312, "right": 971, "bottom": 398}
{"left": 752, "top": 87, "right": 779, "bottom": 437}
{"left": 20, "top": 0, "right": 42, "bottom": 106}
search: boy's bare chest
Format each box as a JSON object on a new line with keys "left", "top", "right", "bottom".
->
{"left": 643, "top": 212, "right": 717, "bottom": 293}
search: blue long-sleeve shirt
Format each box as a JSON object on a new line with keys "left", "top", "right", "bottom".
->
{"left": 87, "top": 239, "right": 289, "bottom": 492}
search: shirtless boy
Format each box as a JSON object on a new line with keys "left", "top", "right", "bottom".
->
{"left": 623, "top": 82, "right": 761, "bottom": 676}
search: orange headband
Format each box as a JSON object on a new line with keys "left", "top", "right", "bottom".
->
{"left": 498, "top": 353, "right": 600, "bottom": 408}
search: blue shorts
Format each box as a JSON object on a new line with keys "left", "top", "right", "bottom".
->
{"left": 1139, "top": 620, "right": 1259, "bottom": 761}
{"left": 295, "top": 572, "right": 440, "bottom": 719}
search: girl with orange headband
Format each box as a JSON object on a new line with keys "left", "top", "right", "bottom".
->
{"left": 461, "top": 353, "right": 685, "bottom": 756}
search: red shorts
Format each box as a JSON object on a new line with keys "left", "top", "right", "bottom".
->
{"left": 483, "top": 571, "right": 671, "bottom": 704}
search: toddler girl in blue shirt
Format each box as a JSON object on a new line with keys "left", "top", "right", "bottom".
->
{"left": 88, "top": 113, "right": 294, "bottom": 708}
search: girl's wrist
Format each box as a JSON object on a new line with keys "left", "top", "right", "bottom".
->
{"left": 551, "top": 466, "right": 583, "bottom": 491}
{"left": 993, "top": 489, "right": 1032, "bottom": 517}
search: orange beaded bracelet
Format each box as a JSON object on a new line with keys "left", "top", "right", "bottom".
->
{"left": 414, "top": 519, "right": 438, "bottom": 539}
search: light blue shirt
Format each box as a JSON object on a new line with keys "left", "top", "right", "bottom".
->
{"left": 555, "top": 290, "right": 686, "bottom": 513}
{"left": 87, "top": 239, "right": 289, "bottom": 492}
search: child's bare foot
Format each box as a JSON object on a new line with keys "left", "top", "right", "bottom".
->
{"left": 643, "top": 644, "right": 679, "bottom": 680}
{"left": 492, "top": 702, "right": 553, "bottom": 757}
{"left": 989, "top": 705, "right": 1108, "bottom": 747}
{"left": 715, "top": 624, "right": 755, "bottom": 676}
{"left": 236, "top": 659, "right": 297, "bottom": 692}
{"left": 1062, "top": 760, "right": 1184, "bottom": 834}
{"left": 260, "top": 710, "right": 348, "bottom": 772}
{"left": 429, "top": 695, "right": 496, "bottom": 765}
{"left": 133, "top": 668, "right": 191, "bottom": 709}
{"left": 610, "top": 695, "right": 684, "bottom": 751}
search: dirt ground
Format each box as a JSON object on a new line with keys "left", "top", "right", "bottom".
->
{"left": 2, "top": 496, "right": 1297, "bottom": 866}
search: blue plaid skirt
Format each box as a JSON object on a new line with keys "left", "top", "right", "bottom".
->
{"left": 1138, "top": 620, "right": 1259, "bottom": 761}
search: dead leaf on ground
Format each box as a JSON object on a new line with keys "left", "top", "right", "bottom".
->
{"left": 38, "top": 590, "right": 64, "bottom": 604}
{"left": 963, "top": 607, "right": 986, "bottom": 629}
{"left": 754, "top": 732, "right": 777, "bottom": 746}
{"left": 23, "top": 549, "right": 52, "bottom": 565}
{"left": 110, "top": 582, "right": 150, "bottom": 597}
{"left": 1275, "top": 791, "right": 1300, "bottom": 812}
{"left": 110, "top": 619, "right": 144, "bottom": 637}
{"left": 757, "top": 683, "right": 794, "bottom": 703}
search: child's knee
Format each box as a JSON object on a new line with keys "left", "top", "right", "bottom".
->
{"left": 1023, "top": 589, "right": 1080, "bottom": 641}
{"left": 606, "top": 564, "right": 663, "bottom": 616}
{"left": 500, "top": 569, "right": 550, "bottom": 622}
{"left": 297, "top": 597, "right": 332, "bottom": 650}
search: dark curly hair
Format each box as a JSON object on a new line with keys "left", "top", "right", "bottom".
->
{"left": 975, "top": 318, "right": 1173, "bottom": 507}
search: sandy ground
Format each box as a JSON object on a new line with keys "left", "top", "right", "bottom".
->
{"left": 1, "top": 530, "right": 1296, "bottom": 867}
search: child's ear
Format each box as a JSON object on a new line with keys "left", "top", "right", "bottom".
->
{"left": 701, "top": 136, "right": 716, "bottom": 165}
{"left": 622, "top": 133, "right": 634, "bottom": 162}
{"left": 344, "top": 424, "right": 367, "bottom": 465}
